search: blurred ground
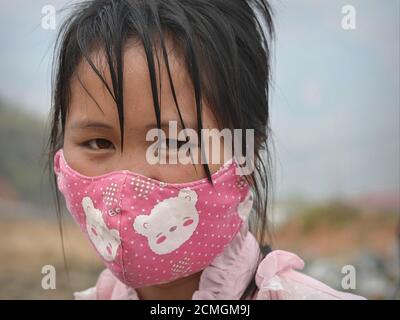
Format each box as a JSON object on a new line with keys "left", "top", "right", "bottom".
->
{"left": 0, "top": 199, "right": 398, "bottom": 299}
{"left": 272, "top": 203, "right": 399, "bottom": 299}
{"left": 0, "top": 207, "right": 104, "bottom": 299}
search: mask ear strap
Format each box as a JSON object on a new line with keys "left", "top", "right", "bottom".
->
{"left": 53, "top": 149, "right": 62, "bottom": 175}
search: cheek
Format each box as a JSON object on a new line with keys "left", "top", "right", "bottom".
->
{"left": 62, "top": 142, "right": 115, "bottom": 177}
{"left": 182, "top": 219, "right": 194, "bottom": 227}
{"left": 156, "top": 235, "right": 167, "bottom": 244}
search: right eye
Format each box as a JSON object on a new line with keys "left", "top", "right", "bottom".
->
{"left": 83, "top": 139, "right": 115, "bottom": 150}
{"left": 159, "top": 138, "right": 192, "bottom": 154}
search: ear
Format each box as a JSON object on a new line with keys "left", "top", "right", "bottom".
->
{"left": 82, "top": 197, "right": 94, "bottom": 215}
{"left": 178, "top": 188, "right": 198, "bottom": 204}
{"left": 133, "top": 215, "right": 150, "bottom": 236}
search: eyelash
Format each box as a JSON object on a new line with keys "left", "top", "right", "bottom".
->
{"left": 81, "top": 138, "right": 194, "bottom": 151}
{"left": 82, "top": 138, "right": 115, "bottom": 150}
{"left": 163, "top": 139, "right": 189, "bottom": 149}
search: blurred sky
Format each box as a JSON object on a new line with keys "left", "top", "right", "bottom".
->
{"left": 0, "top": 0, "right": 399, "bottom": 201}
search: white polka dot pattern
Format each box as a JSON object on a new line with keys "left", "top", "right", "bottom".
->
{"left": 53, "top": 149, "right": 253, "bottom": 289}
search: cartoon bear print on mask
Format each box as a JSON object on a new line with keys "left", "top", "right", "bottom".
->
{"left": 133, "top": 188, "right": 199, "bottom": 255}
{"left": 82, "top": 197, "right": 121, "bottom": 261}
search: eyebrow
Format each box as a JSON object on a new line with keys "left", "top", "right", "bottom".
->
{"left": 69, "top": 119, "right": 198, "bottom": 131}
{"left": 69, "top": 121, "right": 114, "bottom": 130}
{"left": 146, "top": 120, "right": 197, "bottom": 131}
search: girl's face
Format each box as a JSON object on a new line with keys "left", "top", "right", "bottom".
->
{"left": 63, "top": 42, "right": 223, "bottom": 182}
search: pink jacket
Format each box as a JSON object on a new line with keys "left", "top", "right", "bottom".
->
{"left": 74, "top": 224, "right": 366, "bottom": 300}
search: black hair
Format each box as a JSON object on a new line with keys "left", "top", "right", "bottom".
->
{"left": 46, "top": 0, "right": 275, "bottom": 299}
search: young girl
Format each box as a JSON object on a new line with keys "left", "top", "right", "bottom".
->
{"left": 48, "top": 0, "right": 365, "bottom": 300}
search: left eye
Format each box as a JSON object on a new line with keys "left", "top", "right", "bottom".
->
{"left": 163, "top": 139, "right": 187, "bottom": 149}
{"left": 84, "top": 139, "right": 114, "bottom": 150}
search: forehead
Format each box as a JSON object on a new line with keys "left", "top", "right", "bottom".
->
{"left": 67, "top": 40, "right": 202, "bottom": 131}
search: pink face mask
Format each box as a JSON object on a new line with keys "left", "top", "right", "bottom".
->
{"left": 54, "top": 149, "right": 253, "bottom": 288}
